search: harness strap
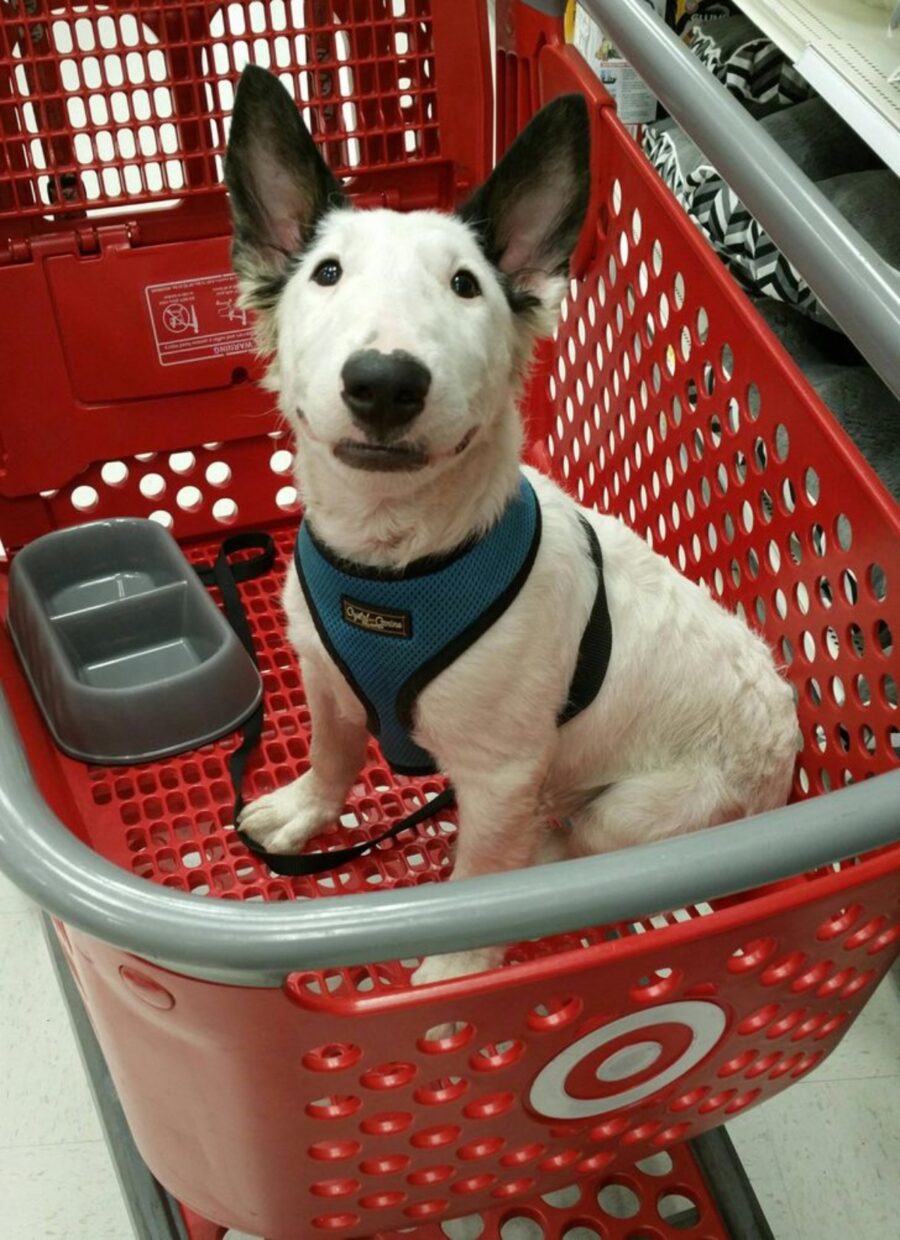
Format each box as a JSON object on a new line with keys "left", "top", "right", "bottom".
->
{"left": 199, "top": 507, "right": 609, "bottom": 878}
{"left": 557, "top": 515, "right": 613, "bottom": 724}
{"left": 294, "top": 476, "right": 541, "bottom": 775}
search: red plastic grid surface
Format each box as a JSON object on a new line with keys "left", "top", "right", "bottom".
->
{"left": 23, "top": 433, "right": 302, "bottom": 554}
{"left": 326, "top": 1141, "right": 732, "bottom": 1240}
{"left": 539, "top": 105, "right": 899, "bottom": 800}
{"left": 0, "top": 0, "right": 446, "bottom": 222}
{"left": 0, "top": 0, "right": 491, "bottom": 552}
{"left": 60, "top": 855, "right": 899, "bottom": 1239}
{"left": 34, "top": 514, "right": 890, "bottom": 916}
{"left": 181, "top": 1144, "right": 733, "bottom": 1239}
{"left": 28, "top": 500, "right": 894, "bottom": 902}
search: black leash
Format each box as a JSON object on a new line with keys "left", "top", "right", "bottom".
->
{"left": 195, "top": 533, "right": 274, "bottom": 827}
{"left": 195, "top": 533, "right": 455, "bottom": 877}
{"left": 240, "top": 784, "right": 457, "bottom": 877}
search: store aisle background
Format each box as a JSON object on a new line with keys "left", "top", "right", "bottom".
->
{"left": 1, "top": 870, "right": 898, "bottom": 1240}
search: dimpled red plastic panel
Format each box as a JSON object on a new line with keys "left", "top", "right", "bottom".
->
{"left": 287, "top": 866, "right": 898, "bottom": 1234}
{"left": 63, "top": 855, "right": 898, "bottom": 1239}
{"left": 185, "top": 1151, "right": 733, "bottom": 1239}
{"left": 305, "top": 1144, "right": 730, "bottom": 1239}
{"left": 183, "top": 1149, "right": 730, "bottom": 1238}
{"left": 40, "top": 432, "right": 301, "bottom": 547}
{"left": 0, "top": 0, "right": 443, "bottom": 222}
{"left": 542, "top": 107, "right": 899, "bottom": 799}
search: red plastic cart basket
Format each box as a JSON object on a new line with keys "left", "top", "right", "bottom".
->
{"left": 0, "top": 2, "right": 898, "bottom": 1239}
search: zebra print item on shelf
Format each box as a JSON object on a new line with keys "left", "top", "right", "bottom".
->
{"left": 690, "top": 27, "right": 814, "bottom": 107}
{"left": 641, "top": 125, "right": 814, "bottom": 313}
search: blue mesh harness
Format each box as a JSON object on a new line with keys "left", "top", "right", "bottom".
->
{"left": 295, "top": 474, "right": 612, "bottom": 775}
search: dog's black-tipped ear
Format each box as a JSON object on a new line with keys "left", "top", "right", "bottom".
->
{"left": 224, "top": 65, "right": 345, "bottom": 295}
{"left": 458, "top": 94, "right": 590, "bottom": 308}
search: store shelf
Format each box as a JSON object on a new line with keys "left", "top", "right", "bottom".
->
{"left": 733, "top": 0, "right": 900, "bottom": 176}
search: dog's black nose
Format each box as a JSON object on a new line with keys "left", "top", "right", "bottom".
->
{"left": 341, "top": 349, "right": 431, "bottom": 438}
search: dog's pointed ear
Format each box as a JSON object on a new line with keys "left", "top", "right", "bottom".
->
{"left": 225, "top": 65, "right": 346, "bottom": 299}
{"left": 458, "top": 94, "right": 590, "bottom": 310}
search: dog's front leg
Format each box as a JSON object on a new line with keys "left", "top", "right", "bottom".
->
{"left": 239, "top": 657, "right": 367, "bottom": 854}
{"left": 411, "top": 757, "right": 548, "bottom": 987}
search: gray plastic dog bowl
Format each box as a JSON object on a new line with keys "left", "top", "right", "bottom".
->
{"left": 7, "top": 518, "right": 262, "bottom": 764}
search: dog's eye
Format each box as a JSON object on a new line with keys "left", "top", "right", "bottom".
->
{"left": 312, "top": 259, "right": 342, "bottom": 287}
{"left": 451, "top": 269, "right": 481, "bottom": 299}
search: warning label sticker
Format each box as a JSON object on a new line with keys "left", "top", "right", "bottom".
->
{"left": 145, "top": 273, "right": 256, "bottom": 367}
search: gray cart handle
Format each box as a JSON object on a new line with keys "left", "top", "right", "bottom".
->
{"left": 534, "top": 0, "right": 900, "bottom": 402}
{"left": 0, "top": 690, "right": 897, "bottom": 985}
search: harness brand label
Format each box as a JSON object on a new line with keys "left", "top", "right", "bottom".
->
{"left": 145, "top": 273, "right": 256, "bottom": 366}
{"left": 341, "top": 596, "right": 412, "bottom": 639}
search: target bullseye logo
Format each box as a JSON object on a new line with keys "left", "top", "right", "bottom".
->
{"left": 529, "top": 1001, "right": 727, "bottom": 1119}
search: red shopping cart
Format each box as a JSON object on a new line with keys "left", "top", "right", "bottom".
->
{"left": 0, "top": 2, "right": 898, "bottom": 1239}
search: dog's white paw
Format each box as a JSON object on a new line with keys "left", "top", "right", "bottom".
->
{"left": 239, "top": 773, "right": 339, "bottom": 854}
{"left": 410, "top": 947, "right": 504, "bottom": 989}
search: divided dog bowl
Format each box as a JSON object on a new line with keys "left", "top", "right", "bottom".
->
{"left": 7, "top": 519, "right": 262, "bottom": 764}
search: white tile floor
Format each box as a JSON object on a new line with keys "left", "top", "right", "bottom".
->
{"left": 0, "top": 869, "right": 897, "bottom": 1240}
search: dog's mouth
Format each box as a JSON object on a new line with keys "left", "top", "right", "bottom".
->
{"left": 331, "top": 427, "right": 479, "bottom": 472}
{"left": 333, "top": 439, "right": 429, "bottom": 472}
